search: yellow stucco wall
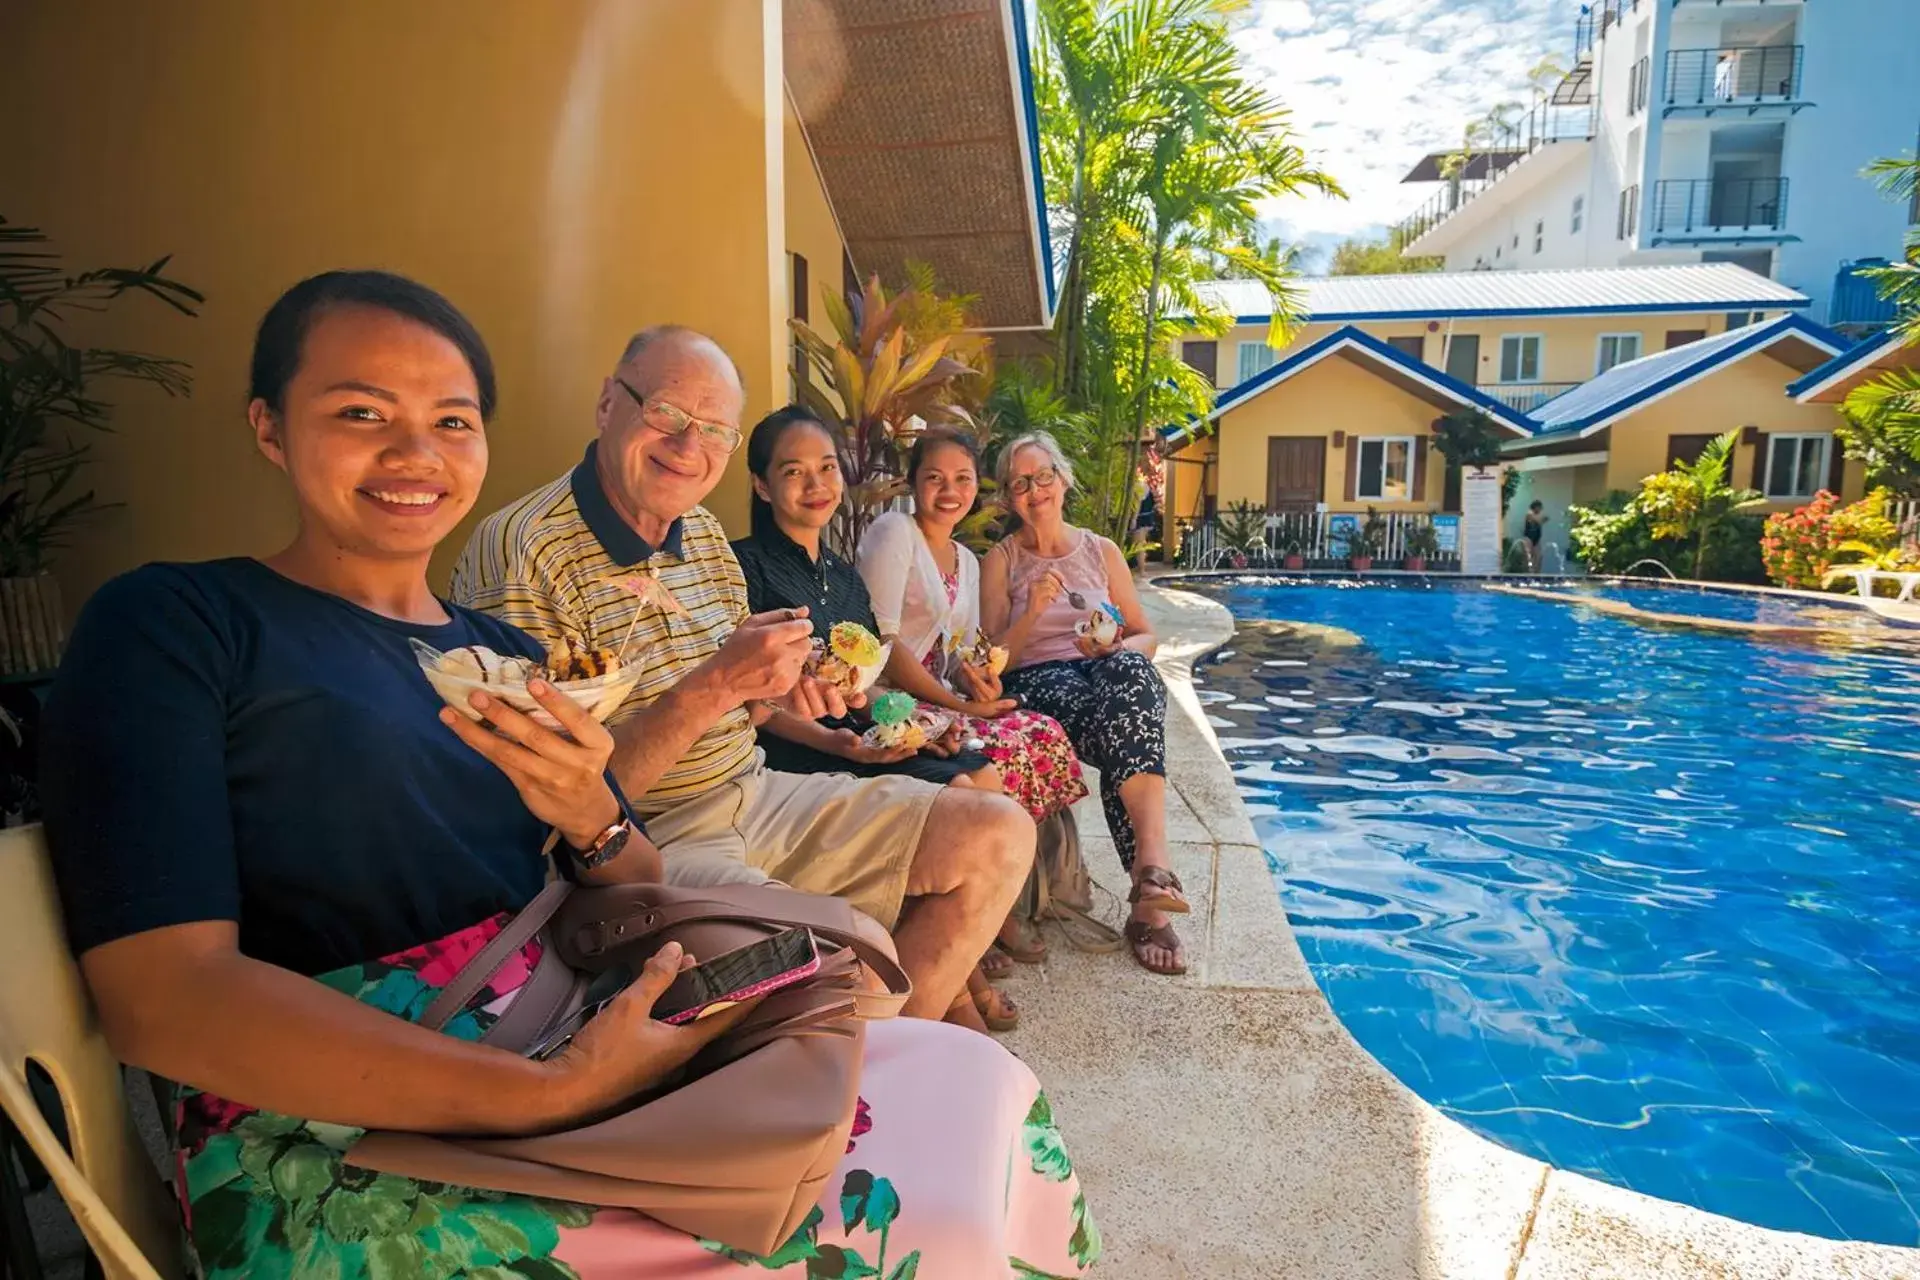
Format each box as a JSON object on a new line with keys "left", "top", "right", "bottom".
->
{"left": 1598, "top": 357, "right": 1864, "bottom": 510}
{"left": 1209, "top": 356, "right": 1449, "bottom": 513}
{"left": 1205, "top": 311, "right": 1754, "bottom": 389}
{"left": 782, "top": 95, "right": 847, "bottom": 328}
{"left": 0, "top": 0, "right": 789, "bottom": 611}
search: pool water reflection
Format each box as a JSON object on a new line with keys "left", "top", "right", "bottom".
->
{"left": 1187, "top": 578, "right": 1920, "bottom": 1246}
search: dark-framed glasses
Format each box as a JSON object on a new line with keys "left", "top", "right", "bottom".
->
{"left": 615, "top": 378, "right": 743, "bottom": 454}
{"left": 1009, "top": 466, "right": 1062, "bottom": 497}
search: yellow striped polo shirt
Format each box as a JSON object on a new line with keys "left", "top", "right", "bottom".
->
{"left": 448, "top": 443, "right": 756, "bottom": 814}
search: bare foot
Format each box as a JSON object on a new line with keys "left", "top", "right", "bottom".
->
{"left": 1126, "top": 908, "right": 1187, "bottom": 975}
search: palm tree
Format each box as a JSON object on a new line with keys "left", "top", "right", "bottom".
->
{"left": 1035, "top": 0, "right": 1339, "bottom": 540}
{"left": 1837, "top": 152, "right": 1920, "bottom": 494}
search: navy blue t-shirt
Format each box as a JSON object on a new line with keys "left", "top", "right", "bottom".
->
{"left": 39, "top": 559, "right": 560, "bottom": 977}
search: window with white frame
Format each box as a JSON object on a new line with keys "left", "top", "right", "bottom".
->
{"left": 1237, "top": 341, "right": 1277, "bottom": 384}
{"left": 1765, "top": 434, "right": 1829, "bottom": 500}
{"left": 1498, "top": 334, "right": 1543, "bottom": 383}
{"left": 1595, "top": 332, "right": 1642, "bottom": 374}
{"left": 1571, "top": 195, "right": 1584, "bottom": 233}
{"left": 1355, "top": 436, "right": 1415, "bottom": 502}
{"left": 1533, "top": 219, "right": 1545, "bottom": 254}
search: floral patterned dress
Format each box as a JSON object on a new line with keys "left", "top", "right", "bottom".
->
{"left": 924, "top": 571, "right": 1088, "bottom": 825}
{"left": 175, "top": 915, "right": 1100, "bottom": 1280}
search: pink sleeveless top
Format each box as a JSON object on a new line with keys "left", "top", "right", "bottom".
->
{"left": 1002, "top": 528, "right": 1116, "bottom": 668}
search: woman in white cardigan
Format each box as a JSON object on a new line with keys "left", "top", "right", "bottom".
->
{"left": 858, "top": 430, "right": 1089, "bottom": 966}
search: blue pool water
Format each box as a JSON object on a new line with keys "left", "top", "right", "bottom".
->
{"left": 1185, "top": 578, "right": 1920, "bottom": 1245}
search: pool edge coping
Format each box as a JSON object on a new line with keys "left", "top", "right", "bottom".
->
{"left": 1139, "top": 575, "right": 1920, "bottom": 1276}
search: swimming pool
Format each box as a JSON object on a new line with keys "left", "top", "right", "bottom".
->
{"left": 1183, "top": 578, "right": 1920, "bottom": 1246}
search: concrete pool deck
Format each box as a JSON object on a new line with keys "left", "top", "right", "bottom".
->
{"left": 997, "top": 578, "right": 1920, "bottom": 1278}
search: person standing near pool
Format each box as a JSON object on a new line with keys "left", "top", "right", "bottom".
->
{"left": 1523, "top": 500, "right": 1548, "bottom": 573}
{"left": 980, "top": 431, "right": 1191, "bottom": 976}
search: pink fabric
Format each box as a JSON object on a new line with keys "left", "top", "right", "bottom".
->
{"left": 544, "top": 1020, "right": 1094, "bottom": 1278}
{"left": 923, "top": 569, "right": 1090, "bottom": 823}
{"left": 1004, "top": 528, "right": 1116, "bottom": 667}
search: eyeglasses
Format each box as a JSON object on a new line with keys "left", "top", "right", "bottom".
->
{"left": 1008, "top": 467, "right": 1062, "bottom": 497}
{"left": 615, "top": 378, "right": 743, "bottom": 454}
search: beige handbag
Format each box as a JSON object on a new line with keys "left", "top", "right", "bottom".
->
{"left": 1017, "top": 810, "right": 1125, "bottom": 953}
{"left": 346, "top": 880, "right": 910, "bottom": 1255}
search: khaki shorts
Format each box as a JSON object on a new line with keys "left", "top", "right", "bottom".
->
{"left": 644, "top": 762, "right": 940, "bottom": 929}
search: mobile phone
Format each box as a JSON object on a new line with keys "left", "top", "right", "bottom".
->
{"left": 652, "top": 928, "right": 821, "bottom": 1026}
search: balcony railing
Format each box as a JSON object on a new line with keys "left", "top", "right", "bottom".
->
{"left": 1393, "top": 100, "right": 1598, "bottom": 247}
{"left": 1665, "top": 45, "right": 1803, "bottom": 106}
{"left": 1479, "top": 382, "right": 1581, "bottom": 411}
{"left": 1651, "top": 177, "right": 1789, "bottom": 235}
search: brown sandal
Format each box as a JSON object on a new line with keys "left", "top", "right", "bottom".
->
{"left": 979, "top": 948, "right": 1015, "bottom": 981}
{"left": 1125, "top": 919, "right": 1188, "bottom": 976}
{"left": 997, "top": 917, "right": 1049, "bottom": 964}
{"left": 1128, "top": 865, "right": 1191, "bottom": 915}
{"left": 972, "top": 979, "right": 1021, "bottom": 1031}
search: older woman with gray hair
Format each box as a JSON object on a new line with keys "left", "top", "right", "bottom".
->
{"left": 980, "top": 432, "right": 1190, "bottom": 976}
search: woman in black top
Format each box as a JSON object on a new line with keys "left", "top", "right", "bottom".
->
{"left": 731, "top": 406, "right": 994, "bottom": 789}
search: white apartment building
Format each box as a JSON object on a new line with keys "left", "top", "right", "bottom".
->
{"left": 1394, "top": 0, "right": 1920, "bottom": 324}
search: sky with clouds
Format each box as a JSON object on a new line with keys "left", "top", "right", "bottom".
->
{"left": 1233, "top": 0, "right": 1583, "bottom": 266}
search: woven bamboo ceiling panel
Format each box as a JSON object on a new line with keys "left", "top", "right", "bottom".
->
{"left": 785, "top": 0, "right": 1047, "bottom": 328}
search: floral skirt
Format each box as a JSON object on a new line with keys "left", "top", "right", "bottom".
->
{"left": 174, "top": 916, "right": 1100, "bottom": 1279}
{"left": 952, "top": 709, "right": 1089, "bottom": 825}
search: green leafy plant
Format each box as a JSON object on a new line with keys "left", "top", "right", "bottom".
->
{"left": 1, "top": 216, "right": 202, "bottom": 576}
{"left": 1633, "top": 430, "right": 1758, "bottom": 579}
{"left": 1216, "top": 498, "right": 1266, "bottom": 563}
{"left": 1037, "top": 0, "right": 1341, "bottom": 545}
{"left": 1835, "top": 153, "right": 1920, "bottom": 495}
{"left": 790, "top": 272, "right": 986, "bottom": 552}
{"left": 1429, "top": 409, "right": 1508, "bottom": 469}
{"left": 1346, "top": 506, "right": 1387, "bottom": 561}
{"left": 1403, "top": 520, "right": 1441, "bottom": 561}
{"left": 1837, "top": 368, "right": 1920, "bottom": 496}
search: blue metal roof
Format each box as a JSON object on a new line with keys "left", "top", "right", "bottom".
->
{"left": 1162, "top": 324, "right": 1536, "bottom": 444}
{"left": 1505, "top": 314, "right": 1846, "bottom": 445}
{"left": 1189, "top": 263, "right": 1809, "bottom": 324}
{"left": 1787, "top": 328, "right": 1900, "bottom": 401}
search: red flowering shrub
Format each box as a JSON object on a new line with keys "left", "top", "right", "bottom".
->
{"left": 1761, "top": 490, "right": 1899, "bottom": 589}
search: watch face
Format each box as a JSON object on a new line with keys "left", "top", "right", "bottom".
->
{"left": 578, "top": 821, "right": 631, "bottom": 869}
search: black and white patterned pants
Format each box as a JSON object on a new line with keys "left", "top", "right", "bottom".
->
{"left": 1001, "top": 650, "right": 1166, "bottom": 869}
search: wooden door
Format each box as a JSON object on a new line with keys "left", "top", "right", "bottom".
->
{"left": 1267, "top": 437, "right": 1326, "bottom": 511}
{"left": 1665, "top": 329, "right": 1705, "bottom": 350}
{"left": 1444, "top": 333, "right": 1480, "bottom": 384}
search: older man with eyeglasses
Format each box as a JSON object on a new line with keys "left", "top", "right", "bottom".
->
{"left": 451, "top": 326, "right": 1032, "bottom": 1031}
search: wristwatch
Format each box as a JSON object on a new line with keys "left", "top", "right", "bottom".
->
{"left": 566, "top": 816, "right": 635, "bottom": 871}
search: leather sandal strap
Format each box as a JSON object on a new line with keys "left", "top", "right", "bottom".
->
{"left": 1127, "top": 865, "right": 1185, "bottom": 904}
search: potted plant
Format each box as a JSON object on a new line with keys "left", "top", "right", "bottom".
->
{"left": 0, "top": 217, "right": 201, "bottom": 675}
{"left": 1281, "top": 534, "right": 1307, "bottom": 571}
{"left": 1347, "top": 505, "right": 1387, "bottom": 571}
{"left": 1216, "top": 499, "right": 1266, "bottom": 569}
{"left": 1403, "top": 520, "right": 1440, "bottom": 572}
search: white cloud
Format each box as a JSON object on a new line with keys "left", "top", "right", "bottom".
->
{"left": 1234, "top": 0, "right": 1582, "bottom": 246}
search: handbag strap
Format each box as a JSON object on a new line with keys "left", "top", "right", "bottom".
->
{"left": 422, "top": 880, "right": 573, "bottom": 1033}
